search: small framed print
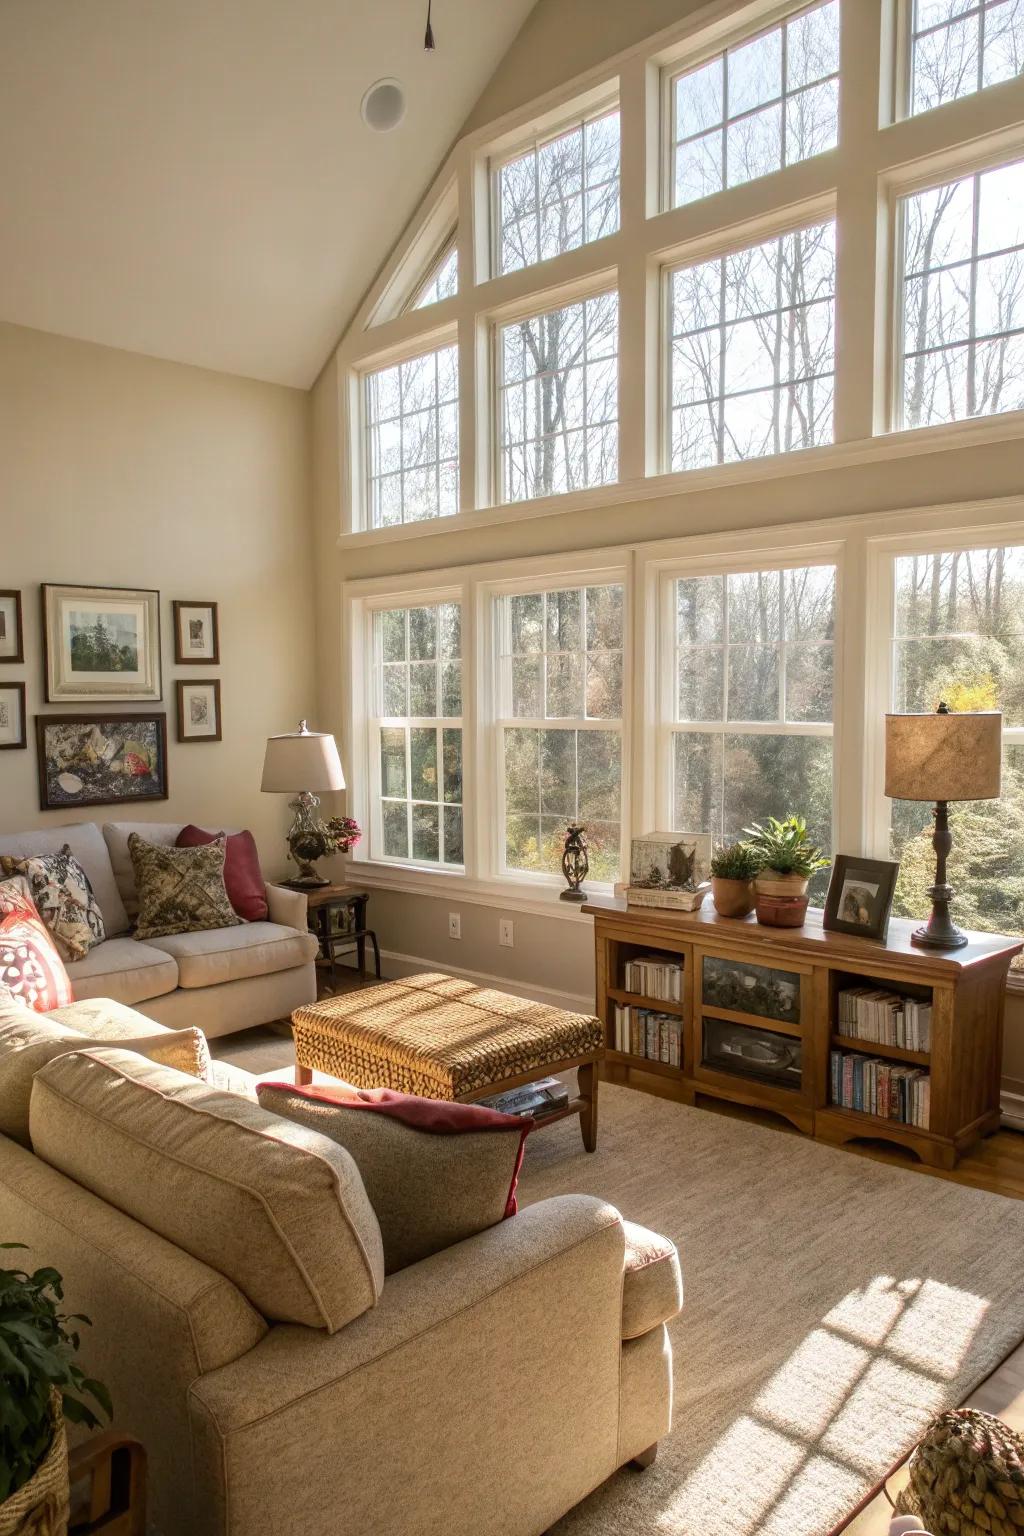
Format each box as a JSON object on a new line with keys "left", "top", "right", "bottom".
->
{"left": 173, "top": 601, "right": 220, "bottom": 665}
{"left": 0, "top": 683, "right": 26, "bottom": 749}
{"left": 823, "top": 855, "right": 901, "bottom": 942}
{"left": 0, "top": 591, "right": 24, "bottom": 663}
{"left": 176, "top": 678, "right": 221, "bottom": 743}
{"left": 42, "top": 583, "right": 161, "bottom": 702}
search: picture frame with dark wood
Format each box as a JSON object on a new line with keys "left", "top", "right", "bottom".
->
{"left": 35, "top": 713, "right": 169, "bottom": 810}
{"left": 173, "top": 600, "right": 220, "bottom": 664}
{"left": 0, "top": 683, "right": 27, "bottom": 749}
{"left": 823, "top": 855, "right": 901, "bottom": 941}
{"left": 0, "top": 590, "right": 24, "bottom": 664}
{"left": 176, "top": 678, "right": 222, "bottom": 743}
{"left": 42, "top": 584, "right": 162, "bottom": 702}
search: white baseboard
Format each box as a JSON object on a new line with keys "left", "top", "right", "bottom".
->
{"left": 1000, "top": 1088, "right": 1024, "bottom": 1131}
{"left": 379, "top": 949, "right": 593, "bottom": 1015}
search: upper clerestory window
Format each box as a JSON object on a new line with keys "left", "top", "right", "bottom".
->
{"left": 907, "top": 0, "right": 1024, "bottom": 117}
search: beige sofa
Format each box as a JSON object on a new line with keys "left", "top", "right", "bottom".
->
{"left": 0, "top": 997, "right": 683, "bottom": 1536}
{"left": 0, "top": 821, "right": 317, "bottom": 1036}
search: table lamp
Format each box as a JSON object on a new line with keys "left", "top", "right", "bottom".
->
{"left": 884, "top": 702, "right": 1002, "bottom": 949}
{"left": 261, "top": 720, "right": 346, "bottom": 886}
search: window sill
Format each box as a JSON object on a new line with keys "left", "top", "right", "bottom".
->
{"left": 337, "top": 410, "right": 1024, "bottom": 550}
{"left": 342, "top": 859, "right": 601, "bottom": 922}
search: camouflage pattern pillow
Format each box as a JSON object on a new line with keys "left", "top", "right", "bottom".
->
{"left": 0, "top": 844, "right": 106, "bottom": 961}
{"left": 128, "top": 833, "right": 242, "bottom": 940}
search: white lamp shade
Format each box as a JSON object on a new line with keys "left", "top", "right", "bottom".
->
{"left": 261, "top": 724, "right": 346, "bottom": 793}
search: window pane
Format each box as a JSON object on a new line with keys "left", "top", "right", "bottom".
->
{"left": 898, "top": 160, "right": 1024, "bottom": 430}
{"left": 499, "top": 293, "right": 619, "bottom": 502}
{"left": 496, "top": 108, "right": 621, "bottom": 277}
{"left": 671, "top": 1, "right": 838, "bottom": 209}
{"left": 669, "top": 221, "right": 836, "bottom": 468}
{"left": 365, "top": 344, "right": 459, "bottom": 528}
{"left": 909, "top": 0, "right": 1023, "bottom": 116}
{"left": 411, "top": 241, "right": 458, "bottom": 311}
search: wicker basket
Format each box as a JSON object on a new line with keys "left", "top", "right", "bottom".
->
{"left": 0, "top": 1394, "right": 69, "bottom": 1536}
{"left": 895, "top": 1407, "right": 1024, "bottom": 1535}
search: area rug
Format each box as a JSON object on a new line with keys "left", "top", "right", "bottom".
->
{"left": 517, "top": 1083, "right": 1024, "bottom": 1536}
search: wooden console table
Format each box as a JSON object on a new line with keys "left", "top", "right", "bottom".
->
{"left": 584, "top": 897, "right": 1022, "bottom": 1169}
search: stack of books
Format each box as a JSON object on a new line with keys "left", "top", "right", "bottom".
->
{"left": 829, "top": 1049, "right": 930, "bottom": 1128}
{"left": 623, "top": 954, "right": 683, "bottom": 1002}
{"left": 836, "top": 987, "right": 932, "bottom": 1051}
{"left": 613, "top": 1006, "right": 683, "bottom": 1066}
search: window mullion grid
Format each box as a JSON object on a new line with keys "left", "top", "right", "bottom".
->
{"left": 723, "top": 575, "right": 732, "bottom": 729}
{"left": 977, "top": 2, "right": 986, "bottom": 96}
{"left": 780, "top": 14, "right": 789, "bottom": 172}
{"left": 717, "top": 257, "right": 728, "bottom": 460}
{"left": 778, "top": 570, "right": 788, "bottom": 724}
{"left": 968, "top": 171, "right": 982, "bottom": 419}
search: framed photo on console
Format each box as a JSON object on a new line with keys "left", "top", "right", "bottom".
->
{"left": 0, "top": 683, "right": 26, "bottom": 749}
{"left": 0, "top": 591, "right": 24, "bottom": 663}
{"left": 173, "top": 600, "right": 220, "bottom": 664}
{"left": 823, "top": 855, "right": 900, "bottom": 941}
{"left": 42, "top": 584, "right": 161, "bottom": 702}
{"left": 176, "top": 678, "right": 221, "bottom": 743}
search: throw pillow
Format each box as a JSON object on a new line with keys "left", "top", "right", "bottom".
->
{"left": 256, "top": 1080, "right": 530, "bottom": 1274}
{"left": 0, "top": 877, "right": 74, "bottom": 1013}
{"left": 175, "top": 826, "right": 268, "bottom": 921}
{"left": 128, "top": 833, "right": 242, "bottom": 941}
{"left": 0, "top": 844, "right": 106, "bottom": 961}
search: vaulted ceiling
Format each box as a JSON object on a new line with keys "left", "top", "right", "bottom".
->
{"left": 0, "top": 0, "right": 537, "bottom": 387}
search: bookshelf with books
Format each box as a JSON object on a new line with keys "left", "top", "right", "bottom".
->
{"left": 584, "top": 896, "right": 1023, "bottom": 1169}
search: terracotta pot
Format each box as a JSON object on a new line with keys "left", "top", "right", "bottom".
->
{"left": 0, "top": 1394, "right": 69, "bottom": 1536}
{"left": 754, "top": 869, "right": 810, "bottom": 899}
{"left": 711, "top": 876, "right": 756, "bottom": 918}
{"left": 754, "top": 869, "right": 810, "bottom": 927}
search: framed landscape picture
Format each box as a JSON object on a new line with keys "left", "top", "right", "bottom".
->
{"left": 176, "top": 678, "right": 221, "bottom": 742}
{"left": 823, "top": 855, "right": 900, "bottom": 941}
{"left": 0, "top": 683, "right": 26, "bottom": 750}
{"left": 0, "top": 590, "right": 24, "bottom": 663}
{"left": 173, "top": 600, "right": 220, "bottom": 664}
{"left": 42, "top": 584, "right": 161, "bottom": 702}
{"left": 35, "top": 713, "right": 168, "bottom": 809}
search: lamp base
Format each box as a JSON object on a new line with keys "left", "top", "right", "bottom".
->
{"left": 285, "top": 872, "right": 331, "bottom": 889}
{"left": 910, "top": 868, "right": 969, "bottom": 950}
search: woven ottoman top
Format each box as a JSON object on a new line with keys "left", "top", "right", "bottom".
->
{"left": 292, "top": 972, "right": 604, "bottom": 1100}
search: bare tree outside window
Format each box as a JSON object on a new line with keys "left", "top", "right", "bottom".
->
{"left": 891, "top": 545, "right": 1024, "bottom": 956}
{"left": 898, "top": 159, "right": 1024, "bottom": 429}
{"left": 365, "top": 344, "right": 459, "bottom": 528}
{"left": 669, "top": 219, "right": 836, "bottom": 469}
{"left": 909, "top": 0, "right": 1024, "bottom": 116}
{"left": 499, "top": 291, "right": 619, "bottom": 502}
{"left": 672, "top": 564, "right": 835, "bottom": 898}
{"left": 495, "top": 109, "right": 620, "bottom": 276}
{"left": 410, "top": 240, "right": 458, "bottom": 311}
{"left": 499, "top": 584, "right": 624, "bottom": 880}
{"left": 374, "top": 603, "right": 463, "bottom": 867}
{"left": 671, "top": 0, "right": 839, "bottom": 208}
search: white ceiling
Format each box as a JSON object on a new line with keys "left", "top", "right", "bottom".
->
{"left": 0, "top": 0, "right": 536, "bottom": 387}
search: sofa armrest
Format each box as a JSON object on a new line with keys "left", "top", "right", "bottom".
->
{"left": 264, "top": 882, "right": 308, "bottom": 931}
{"left": 188, "top": 1195, "right": 628, "bottom": 1535}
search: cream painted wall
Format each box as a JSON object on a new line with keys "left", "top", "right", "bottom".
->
{"left": 0, "top": 322, "right": 314, "bottom": 873}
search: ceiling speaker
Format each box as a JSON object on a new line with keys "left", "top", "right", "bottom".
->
{"left": 361, "top": 79, "right": 406, "bottom": 133}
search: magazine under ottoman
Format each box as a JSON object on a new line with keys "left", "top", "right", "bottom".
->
{"left": 290, "top": 972, "right": 605, "bottom": 1150}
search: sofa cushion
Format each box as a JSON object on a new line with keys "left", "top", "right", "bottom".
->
{"left": 30, "top": 1047, "right": 385, "bottom": 1331}
{"left": 620, "top": 1220, "right": 683, "bottom": 1340}
{"left": 1, "top": 845, "right": 106, "bottom": 960}
{"left": 0, "top": 1007, "right": 209, "bottom": 1148}
{"left": 176, "top": 826, "right": 269, "bottom": 922}
{"left": 65, "top": 937, "right": 178, "bottom": 1005}
{"left": 102, "top": 822, "right": 192, "bottom": 915}
{"left": 257, "top": 1081, "right": 530, "bottom": 1274}
{"left": 129, "top": 833, "right": 242, "bottom": 941}
{"left": 0, "top": 878, "right": 74, "bottom": 1013}
{"left": 0, "top": 823, "right": 129, "bottom": 937}
{"left": 146, "top": 922, "right": 317, "bottom": 988}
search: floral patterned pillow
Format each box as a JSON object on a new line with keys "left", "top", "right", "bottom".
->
{"left": 0, "top": 845, "right": 106, "bottom": 961}
{"left": 0, "top": 877, "right": 75, "bottom": 1012}
{"left": 128, "top": 833, "right": 242, "bottom": 940}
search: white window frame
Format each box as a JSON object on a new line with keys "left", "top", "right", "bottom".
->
{"left": 897, "top": 0, "right": 1024, "bottom": 123}
{"left": 358, "top": 330, "right": 460, "bottom": 532}
{"left": 406, "top": 232, "right": 459, "bottom": 313}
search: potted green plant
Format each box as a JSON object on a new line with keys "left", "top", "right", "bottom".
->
{"left": 0, "top": 1245, "right": 110, "bottom": 1536}
{"left": 709, "top": 842, "right": 763, "bottom": 918}
{"left": 742, "top": 816, "right": 830, "bottom": 928}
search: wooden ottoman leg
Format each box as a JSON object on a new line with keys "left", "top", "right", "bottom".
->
{"left": 578, "top": 1060, "right": 598, "bottom": 1153}
{"left": 295, "top": 1063, "right": 313, "bottom": 1086}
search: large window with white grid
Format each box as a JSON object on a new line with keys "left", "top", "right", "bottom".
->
{"left": 493, "top": 108, "right": 621, "bottom": 277}
{"left": 364, "top": 343, "right": 459, "bottom": 528}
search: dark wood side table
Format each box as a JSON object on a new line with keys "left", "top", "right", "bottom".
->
{"left": 284, "top": 883, "right": 381, "bottom": 985}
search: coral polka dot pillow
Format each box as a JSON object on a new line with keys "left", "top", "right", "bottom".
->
{"left": 0, "top": 877, "right": 74, "bottom": 1013}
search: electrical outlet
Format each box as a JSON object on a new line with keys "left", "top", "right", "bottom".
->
{"left": 448, "top": 911, "right": 461, "bottom": 940}
{"left": 499, "top": 918, "right": 514, "bottom": 948}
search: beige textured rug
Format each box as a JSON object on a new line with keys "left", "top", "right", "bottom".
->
{"left": 517, "top": 1083, "right": 1024, "bottom": 1536}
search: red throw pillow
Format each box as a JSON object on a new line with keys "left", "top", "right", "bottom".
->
{"left": 0, "top": 879, "right": 74, "bottom": 1013}
{"left": 256, "top": 1080, "right": 530, "bottom": 1274}
{"left": 176, "top": 826, "right": 268, "bottom": 921}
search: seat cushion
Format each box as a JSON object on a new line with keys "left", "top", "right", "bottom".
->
{"left": 621, "top": 1220, "right": 683, "bottom": 1340}
{"left": 176, "top": 826, "right": 268, "bottom": 922}
{"left": 65, "top": 937, "right": 178, "bottom": 1005}
{"left": 146, "top": 922, "right": 317, "bottom": 988}
{"left": 257, "top": 1081, "right": 530, "bottom": 1274}
{"left": 0, "top": 823, "right": 129, "bottom": 936}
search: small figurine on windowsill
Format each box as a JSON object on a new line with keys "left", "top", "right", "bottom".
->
{"left": 560, "top": 822, "right": 589, "bottom": 903}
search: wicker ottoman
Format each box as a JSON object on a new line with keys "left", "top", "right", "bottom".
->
{"left": 291, "top": 972, "right": 605, "bottom": 1151}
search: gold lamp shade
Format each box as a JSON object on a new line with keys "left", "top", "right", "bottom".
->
{"left": 885, "top": 710, "right": 1002, "bottom": 803}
